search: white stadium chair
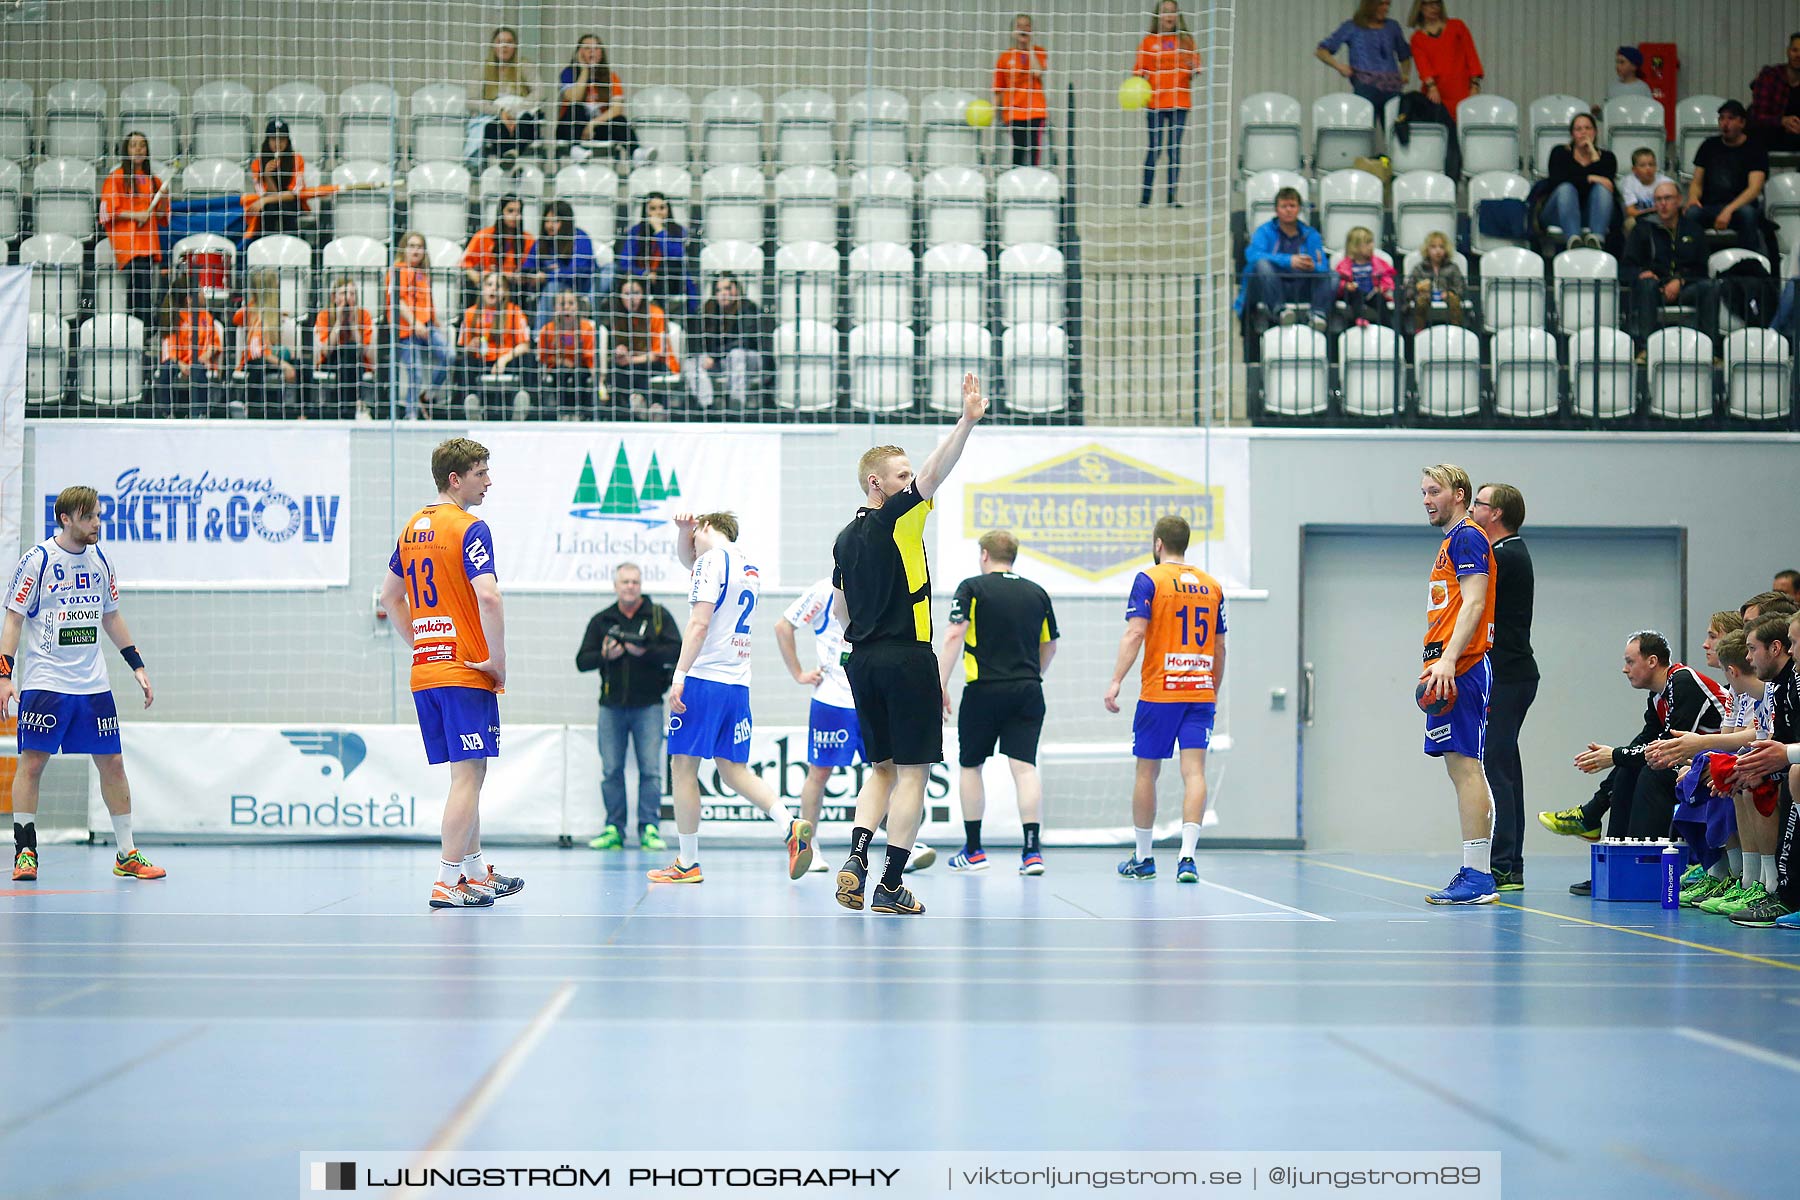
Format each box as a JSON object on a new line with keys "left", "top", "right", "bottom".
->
{"left": 554, "top": 163, "right": 619, "bottom": 247}
{"left": 337, "top": 83, "right": 399, "bottom": 165}
{"left": 625, "top": 163, "right": 692, "bottom": 227}
{"left": 181, "top": 157, "right": 246, "bottom": 201}
{"left": 634, "top": 86, "right": 693, "bottom": 171}
{"left": 774, "top": 240, "right": 838, "bottom": 325}
{"left": 701, "top": 164, "right": 766, "bottom": 245}
{"left": 1479, "top": 246, "right": 1547, "bottom": 331}
{"left": 407, "top": 161, "right": 473, "bottom": 244}
{"left": 1311, "top": 94, "right": 1374, "bottom": 173}
{"left": 1552, "top": 247, "right": 1620, "bottom": 336}
{"left": 1002, "top": 323, "right": 1068, "bottom": 414}
{"left": 1391, "top": 170, "right": 1457, "bottom": 256}
{"left": 773, "top": 318, "right": 837, "bottom": 412}
{"left": 1456, "top": 95, "right": 1520, "bottom": 177}
{"left": 1646, "top": 327, "right": 1714, "bottom": 420}
{"left": 1384, "top": 95, "right": 1447, "bottom": 175}
{"left": 1259, "top": 325, "right": 1328, "bottom": 417}
{"left": 77, "top": 314, "right": 145, "bottom": 408}
{"left": 1339, "top": 322, "right": 1401, "bottom": 418}
{"left": 700, "top": 239, "right": 765, "bottom": 306}
{"left": 774, "top": 165, "right": 838, "bottom": 247}
{"left": 1724, "top": 329, "right": 1793, "bottom": 422}
{"left": 1674, "top": 95, "right": 1726, "bottom": 181}
{"left": 0, "top": 157, "right": 20, "bottom": 242}
{"left": 1317, "top": 168, "right": 1383, "bottom": 256}
{"left": 264, "top": 81, "right": 328, "bottom": 166}
{"left": 91, "top": 236, "right": 126, "bottom": 319}
{"left": 1568, "top": 326, "right": 1637, "bottom": 421}
{"left": 1244, "top": 170, "right": 1307, "bottom": 231}
{"left": 27, "top": 313, "right": 67, "bottom": 406}
{"left": 1525, "top": 94, "right": 1588, "bottom": 177}
{"left": 997, "top": 166, "right": 1059, "bottom": 249}
{"left": 246, "top": 233, "right": 314, "bottom": 317}
{"left": 776, "top": 89, "right": 836, "bottom": 169}
{"left": 849, "top": 241, "right": 914, "bottom": 325}
{"left": 921, "top": 89, "right": 981, "bottom": 171}
{"left": 44, "top": 80, "right": 107, "bottom": 162}
{"left": 851, "top": 166, "right": 914, "bottom": 247}
{"left": 409, "top": 84, "right": 468, "bottom": 167}
{"left": 20, "top": 233, "right": 83, "bottom": 323}
{"left": 849, "top": 321, "right": 916, "bottom": 413}
{"left": 847, "top": 88, "right": 910, "bottom": 169}
{"left": 0, "top": 80, "right": 32, "bottom": 163}
{"left": 29, "top": 157, "right": 97, "bottom": 239}
{"left": 926, "top": 322, "right": 993, "bottom": 414}
{"left": 331, "top": 160, "right": 394, "bottom": 242}
{"left": 701, "top": 87, "right": 764, "bottom": 169}
{"left": 999, "top": 242, "right": 1065, "bottom": 327}
{"left": 191, "top": 80, "right": 256, "bottom": 162}
{"left": 1603, "top": 95, "right": 1666, "bottom": 171}
{"left": 923, "top": 166, "right": 985, "bottom": 248}
{"left": 1415, "top": 324, "right": 1482, "bottom": 419}
{"left": 481, "top": 161, "right": 545, "bottom": 228}
{"left": 1239, "top": 92, "right": 1303, "bottom": 176}
{"left": 923, "top": 242, "right": 987, "bottom": 325}
{"left": 117, "top": 80, "right": 184, "bottom": 164}
{"left": 1766, "top": 173, "right": 1800, "bottom": 264}
{"left": 1467, "top": 169, "right": 1531, "bottom": 255}
{"left": 1492, "top": 326, "right": 1559, "bottom": 419}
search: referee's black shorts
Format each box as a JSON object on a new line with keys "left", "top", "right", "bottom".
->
{"left": 846, "top": 641, "right": 943, "bottom": 767}
{"left": 957, "top": 680, "right": 1046, "bottom": 768}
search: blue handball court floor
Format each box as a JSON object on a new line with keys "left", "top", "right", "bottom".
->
{"left": 3, "top": 844, "right": 1797, "bottom": 1199}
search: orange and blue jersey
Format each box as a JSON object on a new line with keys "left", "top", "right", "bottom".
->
{"left": 1425, "top": 517, "right": 1496, "bottom": 676}
{"left": 1127, "top": 560, "right": 1227, "bottom": 704}
{"left": 389, "top": 503, "right": 499, "bottom": 693}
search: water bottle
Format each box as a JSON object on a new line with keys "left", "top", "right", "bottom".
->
{"left": 1661, "top": 843, "right": 1683, "bottom": 910}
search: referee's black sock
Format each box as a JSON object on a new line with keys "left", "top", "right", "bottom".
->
{"left": 14, "top": 819, "right": 36, "bottom": 853}
{"left": 848, "top": 826, "right": 874, "bottom": 865}
{"left": 880, "top": 845, "right": 911, "bottom": 890}
{"left": 964, "top": 820, "right": 983, "bottom": 853}
{"left": 1023, "top": 823, "right": 1041, "bottom": 855}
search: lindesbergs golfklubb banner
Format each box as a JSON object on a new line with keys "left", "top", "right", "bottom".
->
{"left": 33, "top": 423, "right": 350, "bottom": 587}
{"left": 468, "top": 427, "right": 783, "bottom": 591}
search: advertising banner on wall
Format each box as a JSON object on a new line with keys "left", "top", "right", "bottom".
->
{"left": 931, "top": 433, "right": 1252, "bottom": 595}
{"left": 468, "top": 428, "right": 783, "bottom": 592}
{"left": 33, "top": 424, "right": 351, "bottom": 587}
{"left": 91, "top": 724, "right": 567, "bottom": 840}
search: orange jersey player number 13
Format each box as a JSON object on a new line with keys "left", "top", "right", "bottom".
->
{"left": 1424, "top": 517, "right": 1495, "bottom": 675}
{"left": 1127, "top": 560, "right": 1227, "bottom": 703}
{"left": 389, "top": 503, "right": 500, "bottom": 692}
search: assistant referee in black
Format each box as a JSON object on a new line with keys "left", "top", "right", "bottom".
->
{"left": 938, "top": 530, "right": 1059, "bottom": 876}
{"left": 1473, "top": 482, "right": 1537, "bottom": 891}
{"left": 830, "top": 372, "right": 988, "bottom": 916}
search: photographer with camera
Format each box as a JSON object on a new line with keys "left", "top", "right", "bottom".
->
{"left": 576, "top": 562, "right": 682, "bottom": 852}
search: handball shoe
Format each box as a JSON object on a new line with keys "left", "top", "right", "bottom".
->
{"left": 12, "top": 848, "right": 36, "bottom": 881}
{"left": 906, "top": 843, "right": 937, "bottom": 872}
{"left": 483, "top": 866, "right": 524, "bottom": 898}
{"left": 1426, "top": 867, "right": 1497, "bottom": 905}
{"left": 1118, "top": 856, "right": 1156, "bottom": 880}
{"left": 1018, "top": 851, "right": 1045, "bottom": 876}
{"left": 871, "top": 883, "right": 925, "bottom": 915}
{"left": 835, "top": 856, "right": 868, "bottom": 911}
{"left": 646, "top": 861, "right": 703, "bottom": 884}
{"left": 113, "top": 850, "right": 166, "bottom": 880}
{"left": 1176, "top": 858, "right": 1199, "bottom": 883}
{"left": 639, "top": 826, "right": 666, "bottom": 853}
{"left": 588, "top": 825, "right": 623, "bottom": 851}
{"left": 430, "top": 876, "right": 494, "bottom": 908}
{"left": 787, "top": 819, "right": 815, "bottom": 879}
{"left": 948, "top": 848, "right": 989, "bottom": 872}
{"left": 1537, "top": 808, "right": 1601, "bottom": 841}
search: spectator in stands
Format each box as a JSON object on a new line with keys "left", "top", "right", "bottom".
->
{"left": 1748, "top": 31, "right": 1800, "bottom": 152}
{"left": 1608, "top": 46, "right": 1652, "bottom": 102}
{"left": 1405, "top": 229, "right": 1465, "bottom": 331}
{"left": 521, "top": 200, "right": 600, "bottom": 327}
{"left": 1684, "top": 100, "right": 1769, "bottom": 256}
{"left": 481, "top": 94, "right": 542, "bottom": 170}
{"left": 1407, "top": 1, "right": 1482, "bottom": 122}
{"left": 1544, "top": 114, "right": 1617, "bottom": 250}
{"left": 469, "top": 26, "right": 541, "bottom": 119}
{"left": 1315, "top": 0, "right": 1412, "bottom": 132}
{"left": 1777, "top": 571, "right": 1800, "bottom": 601}
{"left": 1133, "top": 1, "right": 1201, "bottom": 207}
{"left": 99, "top": 132, "right": 168, "bottom": 329}
{"left": 618, "top": 191, "right": 696, "bottom": 315}
{"left": 534, "top": 288, "right": 598, "bottom": 420}
{"left": 463, "top": 194, "right": 535, "bottom": 302}
{"left": 387, "top": 230, "right": 453, "bottom": 420}
{"left": 687, "top": 272, "right": 765, "bottom": 412}
{"left": 607, "top": 277, "right": 679, "bottom": 420}
{"left": 313, "top": 276, "right": 375, "bottom": 420}
{"left": 1235, "top": 186, "right": 1333, "bottom": 334}
{"left": 235, "top": 267, "right": 299, "bottom": 419}
{"left": 151, "top": 272, "right": 221, "bottom": 420}
{"left": 458, "top": 271, "right": 533, "bottom": 421}
{"left": 1334, "top": 226, "right": 1395, "bottom": 328}
{"left": 1774, "top": 263, "right": 1798, "bottom": 343}
{"left": 247, "top": 119, "right": 306, "bottom": 241}
{"left": 1624, "top": 180, "right": 1710, "bottom": 345}
{"left": 556, "top": 34, "right": 654, "bottom": 165}
{"left": 994, "top": 14, "right": 1049, "bottom": 168}
{"left": 1619, "top": 147, "right": 1673, "bottom": 232}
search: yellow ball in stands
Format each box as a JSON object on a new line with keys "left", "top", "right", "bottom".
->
{"left": 1119, "top": 76, "right": 1152, "bottom": 111}
{"left": 965, "top": 99, "right": 995, "bottom": 129}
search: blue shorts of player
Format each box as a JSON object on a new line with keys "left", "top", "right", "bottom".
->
{"left": 807, "top": 699, "right": 862, "bottom": 768}
{"left": 1132, "top": 700, "right": 1215, "bottom": 760}
{"left": 667, "top": 677, "right": 753, "bottom": 763}
{"left": 1423, "top": 656, "right": 1490, "bottom": 759}
{"left": 413, "top": 686, "right": 501, "bottom": 765}
{"left": 17, "top": 690, "right": 121, "bottom": 756}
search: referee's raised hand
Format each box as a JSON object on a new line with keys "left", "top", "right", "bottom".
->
{"left": 962, "top": 372, "right": 989, "bottom": 423}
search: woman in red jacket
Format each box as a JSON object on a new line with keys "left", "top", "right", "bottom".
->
{"left": 1407, "top": 1, "right": 1483, "bottom": 122}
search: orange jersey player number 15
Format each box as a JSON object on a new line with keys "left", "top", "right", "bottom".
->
{"left": 389, "top": 503, "right": 500, "bottom": 693}
{"left": 1127, "top": 560, "right": 1227, "bottom": 703}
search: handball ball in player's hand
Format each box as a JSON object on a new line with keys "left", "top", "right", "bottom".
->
{"left": 1119, "top": 76, "right": 1152, "bottom": 111}
{"left": 1416, "top": 680, "right": 1456, "bottom": 717}
{"left": 965, "top": 99, "right": 995, "bottom": 129}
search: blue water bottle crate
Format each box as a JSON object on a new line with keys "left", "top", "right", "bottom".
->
{"left": 1590, "top": 838, "right": 1690, "bottom": 902}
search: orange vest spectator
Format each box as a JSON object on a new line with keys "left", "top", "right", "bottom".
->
{"left": 315, "top": 306, "right": 377, "bottom": 371}
{"left": 386, "top": 264, "right": 436, "bottom": 339}
{"left": 464, "top": 225, "right": 536, "bottom": 278}
{"left": 99, "top": 167, "right": 168, "bottom": 266}
{"left": 611, "top": 301, "right": 679, "bottom": 375}
{"left": 993, "top": 46, "right": 1049, "bottom": 122}
{"left": 232, "top": 307, "right": 290, "bottom": 371}
{"left": 1134, "top": 33, "right": 1201, "bottom": 110}
{"left": 161, "top": 310, "right": 222, "bottom": 368}
{"left": 459, "top": 302, "right": 531, "bottom": 364}
{"left": 537, "top": 318, "right": 598, "bottom": 369}
{"left": 245, "top": 150, "right": 309, "bottom": 240}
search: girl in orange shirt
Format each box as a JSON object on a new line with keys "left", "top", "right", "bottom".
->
{"left": 462, "top": 194, "right": 535, "bottom": 300}
{"left": 457, "top": 271, "right": 533, "bottom": 420}
{"left": 152, "top": 271, "right": 222, "bottom": 419}
{"left": 247, "top": 118, "right": 307, "bottom": 241}
{"left": 534, "top": 288, "right": 599, "bottom": 419}
{"left": 1133, "top": 1, "right": 1201, "bottom": 206}
{"left": 388, "top": 230, "right": 453, "bottom": 419}
{"left": 314, "top": 276, "right": 377, "bottom": 419}
{"left": 607, "top": 277, "right": 678, "bottom": 420}
{"left": 992, "top": 15, "right": 1049, "bottom": 167}
{"left": 98, "top": 132, "right": 169, "bottom": 328}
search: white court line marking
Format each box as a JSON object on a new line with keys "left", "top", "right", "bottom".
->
{"left": 0, "top": 909, "right": 1323, "bottom": 922}
{"left": 395, "top": 981, "right": 576, "bottom": 1200}
{"left": 1674, "top": 1026, "right": 1800, "bottom": 1076}
{"left": 33, "top": 980, "right": 110, "bottom": 1012}
{"left": 1196, "top": 878, "right": 1334, "bottom": 922}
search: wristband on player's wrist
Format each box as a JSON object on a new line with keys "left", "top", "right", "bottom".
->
{"left": 1786, "top": 744, "right": 1800, "bottom": 766}
{"left": 120, "top": 645, "right": 145, "bottom": 671}
{"left": 1, "top": 654, "right": 13, "bottom": 677}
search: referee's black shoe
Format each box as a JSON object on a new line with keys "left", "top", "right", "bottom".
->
{"left": 836, "top": 856, "right": 868, "bottom": 911}
{"left": 871, "top": 882, "right": 925, "bottom": 915}
{"left": 1569, "top": 879, "right": 1592, "bottom": 896}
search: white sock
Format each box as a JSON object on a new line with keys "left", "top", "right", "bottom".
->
{"left": 462, "top": 852, "right": 488, "bottom": 882}
{"left": 1741, "top": 851, "right": 1760, "bottom": 886}
{"left": 1707, "top": 858, "right": 1730, "bottom": 880}
{"left": 764, "top": 798, "right": 793, "bottom": 830}
{"left": 1764, "top": 854, "right": 1781, "bottom": 891}
{"left": 1728, "top": 847, "right": 1745, "bottom": 877}
{"left": 15, "top": 814, "right": 33, "bottom": 831}
{"left": 437, "top": 859, "right": 463, "bottom": 886}
{"left": 1179, "top": 822, "right": 1201, "bottom": 862}
{"left": 679, "top": 832, "right": 700, "bottom": 866}
{"left": 110, "top": 812, "right": 134, "bottom": 855}
{"left": 1134, "top": 827, "right": 1154, "bottom": 861}
{"left": 1462, "top": 838, "right": 1491, "bottom": 874}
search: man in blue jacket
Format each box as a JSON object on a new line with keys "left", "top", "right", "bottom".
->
{"left": 1236, "top": 187, "right": 1334, "bottom": 334}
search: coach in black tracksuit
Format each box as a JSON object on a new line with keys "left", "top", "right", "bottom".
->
{"left": 1473, "top": 484, "right": 1536, "bottom": 890}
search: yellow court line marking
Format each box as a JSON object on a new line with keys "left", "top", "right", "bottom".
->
{"left": 1301, "top": 859, "right": 1800, "bottom": 974}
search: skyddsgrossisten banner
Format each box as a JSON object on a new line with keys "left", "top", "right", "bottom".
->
{"left": 33, "top": 423, "right": 350, "bottom": 587}
{"left": 467, "top": 427, "right": 783, "bottom": 592}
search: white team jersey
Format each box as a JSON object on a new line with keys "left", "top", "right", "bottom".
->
{"left": 687, "top": 545, "right": 759, "bottom": 686}
{"left": 1757, "top": 682, "right": 1777, "bottom": 740}
{"left": 5, "top": 538, "right": 121, "bottom": 695}
{"left": 1733, "top": 689, "right": 1761, "bottom": 732}
{"left": 783, "top": 577, "right": 853, "bottom": 709}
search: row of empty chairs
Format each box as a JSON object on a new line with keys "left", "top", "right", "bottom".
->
{"left": 1261, "top": 324, "right": 1793, "bottom": 422}
{"left": 0, "top": 80, "right": 999, "bottom": 173}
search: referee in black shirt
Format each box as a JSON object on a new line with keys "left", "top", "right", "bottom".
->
{"left": 937, "top": 530, "right": 1060, "bottom": 876}
{"left": 1473, "top": 483, "right": 1537, "bottom": 891}
{"left": 829, "top": 372, "right": 987, "bottom": 915}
